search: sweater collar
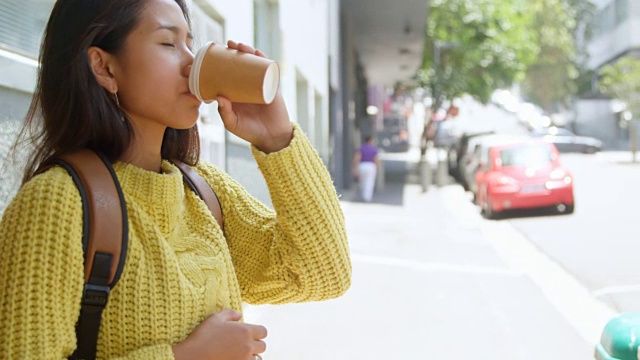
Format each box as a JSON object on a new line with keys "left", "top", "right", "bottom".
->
{"left": 112, "top": 160, "right": 185, "bottom": 235}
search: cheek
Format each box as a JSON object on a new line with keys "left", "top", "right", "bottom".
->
{"left": 120, "top": 58, "right": 177, "bottom": 112}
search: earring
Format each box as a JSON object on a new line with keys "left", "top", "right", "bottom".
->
{"left": 113, "top": 92, "right": 125, "bottom": 123}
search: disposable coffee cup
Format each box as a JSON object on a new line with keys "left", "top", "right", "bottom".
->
{"left": 189, "top": 41, "right": 280, "bottom": 104}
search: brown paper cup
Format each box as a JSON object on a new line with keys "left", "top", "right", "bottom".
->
{"left": 189, "top": 41, "right": 280, "bottom": 104}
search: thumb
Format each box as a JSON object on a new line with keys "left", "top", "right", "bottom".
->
{"left": 216, "top": 96, "right": 236, "bottom": 124}
{"left": 216, "top": 308, "right": 242, "bottom": 322}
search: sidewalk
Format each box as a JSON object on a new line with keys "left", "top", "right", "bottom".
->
{"left": 244, "top": 154, "right": 601, "bottom": 359}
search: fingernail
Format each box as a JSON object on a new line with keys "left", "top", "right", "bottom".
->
{"left": 218, "top": 100, "right": 224, "bottom": 109}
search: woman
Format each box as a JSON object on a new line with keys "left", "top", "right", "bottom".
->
{"left": 352, "top": 135, "right": 380, "bottom": 202}
{"left": 0, "top": 0, "right": 351, "bottom": 358}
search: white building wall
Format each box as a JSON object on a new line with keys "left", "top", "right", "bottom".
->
{"left": 196, "top": 0, "right": 331, "bottom": 204}
{"left": 587, "top": 17, "right": 640, "bottom": 69}
{"left": 328, "top": 0, "right": 341, "bottom": 91}
{"left": 194, "top": 0, "right": 253, "bottom": 44}
{"left": 586, "top": 0, "right": 640, "bottom": 69}
{"left": 279, "top": 0, "right": 329, "bottom": 157}
{"left": 575, "top": 98, "right": 624, "bottom": 148}
{"left": 196, "top": 0, "right": 330, "bottom": 145}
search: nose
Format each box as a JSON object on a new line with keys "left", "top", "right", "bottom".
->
{"left": 182, "top": 46, "right": 195, "bottom": 78}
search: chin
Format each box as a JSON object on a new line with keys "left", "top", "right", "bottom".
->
{"left": 172, "top": 113, "right": 200, "bottom": 130}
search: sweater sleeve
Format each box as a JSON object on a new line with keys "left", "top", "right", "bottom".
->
{"left": 0, "top": 167, "right": 85, "bottom": 358}
{"left": 0, "top": 168, "right": 178, "bottom": 360}
{"left": 197, "top": 125, "right": 352, "bottom": 304}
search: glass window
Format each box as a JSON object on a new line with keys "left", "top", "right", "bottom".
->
{"left": 0, "top": 0, "right": 54, "bottom": 58}
{"left": 616, "top": 0, "right": 629, "bottom": 24}
{"left": 500, "top": 145, "right": 552, "bottom": 167}
{"left": 254, "top": 0, "right": 281, "bottom": 64}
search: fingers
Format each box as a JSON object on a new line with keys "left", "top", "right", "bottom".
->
{"left": 216, "top": 96, "right": 240, "bottom": 132}
{"left": 253, "top": 339, "right": 267, "bottom": 354}
{"left": 246, "top": 323, "right": 268, "bottom": 340}
{"left": 227, "top": 40, "right": 266, "bottom": 57}
{"left": 216, "top": 96, "right": 236, "bottom": 122}
{"left": 255, "top": 49, "right": 268, "bottom": 58}
{"left": 216, "top": 308, "right": 242, "bottom": 322}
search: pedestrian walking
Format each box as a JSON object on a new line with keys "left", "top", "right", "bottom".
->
{"left": 352, "top": 135, "right": 380, "bottom": 202}
{"left": 0, "top": 0, "right": 351, "bottom": 358}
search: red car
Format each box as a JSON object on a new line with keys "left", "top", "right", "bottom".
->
{"left": 475, "top": 139, "right": 574, "bottom": 219}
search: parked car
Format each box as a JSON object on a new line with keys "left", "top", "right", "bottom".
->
{"left": 530, "top": 126, "right": 602, "bottom": 153}
{"left": 432, "top": 120, "right": 459, "bottom": 149}
{"left": 459, "top": 134, "right": 515, "bottom": 196}
{"left": 448, "top": 131, "right": 495, "bottom": 185}
{"left": 377, "top": 115, "right": 409, "bottom": 152}
{"left": 474, "top": 139, "right": 574, "bottom": 219}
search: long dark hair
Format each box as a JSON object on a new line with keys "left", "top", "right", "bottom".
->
{"left": 15, "top": 0, "right": 199, "bottom": 184}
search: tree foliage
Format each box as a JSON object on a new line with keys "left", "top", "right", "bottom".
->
{"left": 417, "top": 0, "right": 538, "bottom": 108}
{"left": 599, "top": 57, "right": 640, "bottom": 118}
{"left": 521, "top": 0, "right": 595, "bottom": 111}
{"left": 418, "top": 0, "right": 595, "bottom": 112}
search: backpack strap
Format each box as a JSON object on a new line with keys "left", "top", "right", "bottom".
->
{"left": 171, "top": 159, "right": 224, "bottom": 232}
{"left": 38, "top": 150, "right": 128, "bottom": 360}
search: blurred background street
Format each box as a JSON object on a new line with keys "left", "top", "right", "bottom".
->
{"left": 244, "top": 98, "right": 638, "bottom": 359}
{"left": 3, "top": 0, "right": 640, "bottom": 358}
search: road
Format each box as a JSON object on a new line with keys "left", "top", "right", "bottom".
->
{"left": 454, "top": 96, "right": 640, "bottom": 313}
{"left": 507, "top": 151, "right": 640, "bottom": 313}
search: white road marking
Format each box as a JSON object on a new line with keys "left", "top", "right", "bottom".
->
{"left": 350, "top": 253, "right": 522, "bottom": 277}
{"left": 593, "top": 284, "right": 640, "bottom": 297}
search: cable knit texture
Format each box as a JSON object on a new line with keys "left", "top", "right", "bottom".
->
{"left": 0, "top": 125, "right": 351, "bottom": 359}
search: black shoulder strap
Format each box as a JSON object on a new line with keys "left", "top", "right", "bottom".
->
{"left": 38, "top": 150, "right": 128, "bottom": 360}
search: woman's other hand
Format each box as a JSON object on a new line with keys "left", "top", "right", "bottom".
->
{"left": 172, "top": 308, "right": 267, "bottom": 360}
{"left": 216, "top": 40, "right": 293, "bottom": 153}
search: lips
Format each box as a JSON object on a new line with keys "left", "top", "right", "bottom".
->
{"left": 183, "top": 91, "right": 201, "bottom": 102}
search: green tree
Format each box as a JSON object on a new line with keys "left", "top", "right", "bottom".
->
{"left": 417, "top": 0, "right": 538, "bottom": 154}
{"left": 521, "top": 0, "right": 595, "bottom": 111}
{"left": 599, "top": 57, "right": 640, "bottom": 119}
{"left": 418, "top": 0, "right": 538, "bottom": 108}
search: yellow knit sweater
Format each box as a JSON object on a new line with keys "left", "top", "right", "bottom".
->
{"left": 0, "top": 126, "right": 351, "bottom": 359}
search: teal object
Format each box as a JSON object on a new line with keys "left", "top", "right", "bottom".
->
{"left": 595, "top": 312, "right": 640, "bottom": 360}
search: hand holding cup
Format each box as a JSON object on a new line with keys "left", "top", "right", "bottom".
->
{"left": 190, "top": 40, "right": 292, "bottom": 153}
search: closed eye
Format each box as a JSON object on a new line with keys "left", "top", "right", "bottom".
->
{"left": 161, "top": 43, "right": 176, "bottom": 47}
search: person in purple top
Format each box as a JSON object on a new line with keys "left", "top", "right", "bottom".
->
{"left": 352, "top": 135, "right": 380, "bottom": 202}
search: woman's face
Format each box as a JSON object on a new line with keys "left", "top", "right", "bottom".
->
{"left": 113, "top": 0, "right": 200, "bottom": 131}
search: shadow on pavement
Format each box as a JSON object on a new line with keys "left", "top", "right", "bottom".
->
{"left": 486, "top": 206, "right": 572, "bottom": 220}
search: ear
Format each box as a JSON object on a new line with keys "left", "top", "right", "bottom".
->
{"left": 87, "top": 46, "right": 118, "bottom": 93}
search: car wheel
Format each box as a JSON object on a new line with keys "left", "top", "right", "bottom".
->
{"left": 483, "top": 193, "right": 499, "bottom": 219}
{"left": 584, "top": 146, "right": 597, "bottom": 154}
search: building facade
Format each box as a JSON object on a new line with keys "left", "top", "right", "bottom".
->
{"left": 575, "top": 0, "right": 640, "bottom": 149}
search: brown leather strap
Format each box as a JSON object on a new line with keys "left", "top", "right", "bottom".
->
{"left": 59, "top": 150, "right": 124, "bottom": 285}
{"left": 171, "top": 160, "right": 224, "bottom": 232}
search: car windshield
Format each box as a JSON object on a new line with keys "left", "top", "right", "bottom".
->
{"left": 499, "top": 145, "right": 552, "bottom": 166}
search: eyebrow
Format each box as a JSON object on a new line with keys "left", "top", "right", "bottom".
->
{"left": 156, "top": 24, "right": 193, "bottom": 40}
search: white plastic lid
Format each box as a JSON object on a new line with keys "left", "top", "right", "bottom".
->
{"left": 262, "top": 62, "right": 280, "bottom": 104}
{"left": 189, "top": 41, "right": 215, "bottom": 104}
